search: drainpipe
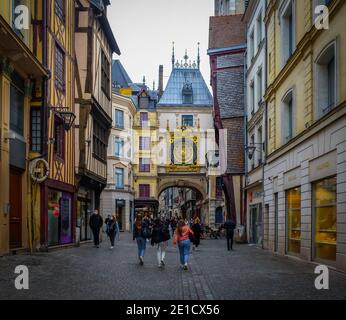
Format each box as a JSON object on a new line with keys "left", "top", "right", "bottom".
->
{"left": 262, "top": 0, "right": 268, "bottom": 250}
{"left": 243, "top": 48, "right": 248, "bottom": 240}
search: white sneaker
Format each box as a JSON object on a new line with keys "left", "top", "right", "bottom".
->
{"left": 110, "top": 246, "right": 114, "bottom": 249}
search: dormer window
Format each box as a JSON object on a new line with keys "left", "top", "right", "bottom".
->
{"left": 182, "top": 82, "right": 193, "bottom": 104}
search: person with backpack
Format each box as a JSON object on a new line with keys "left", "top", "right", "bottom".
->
{"left": 151, "top": 217, "right": 171, "bottom": 268}
{"left": 89, "top": 209, "right": 103, "bottom": 248}
{"left": 106, "top": 214, "right": 120, "bottom": 249}
{"left": 192, "top": 217, "right": 202, "bottom": 251}
{"left": 173, "top": 219, "right": 194, "bottom": 270}
{"left": 133, "top": 214, "right": 151, "bottom": 265}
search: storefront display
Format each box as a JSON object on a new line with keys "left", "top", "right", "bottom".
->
{"left": 286, "top": 187, "right": 301, "bottom": 254}
{"left": 48, "top": 189, "right": 72, "bottom": 246}
{"left": 313, "top": 177, "right": 337, "bottom": 261}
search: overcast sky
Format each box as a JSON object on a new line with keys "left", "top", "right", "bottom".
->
{"left": 108, "top": 0, "right": 214, "bottom": 90}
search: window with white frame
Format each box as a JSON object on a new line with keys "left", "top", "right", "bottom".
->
{"left": 280, "top": 0, "right": 295, "bottom": 66}
{"left": 282, "top": 89, "right": 294, "bottom": 143}
{"left": 315, "top": 41, "right": 336, "bottom": 118}
{"left": 250, "top": 80, "right": 255, "bottom": 115}
{"left": 257, "top": 68, "right": 263, "bottom": 105}
{"left": 256, "top": 12, "right": 262, "bottom": 49}
{"left": 115, "top": 168, "right": 124, "bottom": 189}
{"left": 249, "top": 29, "right": 255, "bottom": 61}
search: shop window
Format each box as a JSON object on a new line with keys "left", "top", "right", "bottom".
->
{"left": 139, "top": 158, "right": 150, "bottom": 172}
{"left": 115, "top": 168, "right": 124, "bottom": 189}
{"left": 286, "top": 187, "right": 301, "bottom": 254}
{"left": 31, "top": 108, "right": 41, "bottom": 152}
{"left": 54, "top": 116, "right": 65, "bottom": 160}
{"left": 10, "top": 72, "right": 25, "bottom": 136}
{"left": 315, "top": 42, "right": 336, "bottom": 118}
{"left": 55, "top": 0, "right": 65, "bottom": 23}
{"left": 101, "top": 49, "right": 110, "bottom": 98}
{"left": 313, "top": 177, "right": 337, "bottom": 261}
{"left": 55, "top": 43, "right": 65, "bottom": 93}
{"left": 48, "top": 190, "right": 72, "bottom": 246}
{"left": 139, "top": 184, "right": 150, "bottom": 198}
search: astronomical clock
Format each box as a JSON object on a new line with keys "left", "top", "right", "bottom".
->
{"left": 168, "top": 126, "right": 199, "bottom": 172}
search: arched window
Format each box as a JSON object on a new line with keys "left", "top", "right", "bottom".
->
{"left": 315, "top": 41, "right": 336, "bottom": 118}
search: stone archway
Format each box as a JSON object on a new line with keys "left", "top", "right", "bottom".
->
{"left": 157, "top": 174, "right": 207, "bottom": 199}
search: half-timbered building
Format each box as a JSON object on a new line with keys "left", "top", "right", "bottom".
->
{"left": 74, "top": 0, "right": 120, "bottom": 241}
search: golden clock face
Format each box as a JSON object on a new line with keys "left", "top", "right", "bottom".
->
{"left": 173, "top": 139, "right": 193, "bottom": 164}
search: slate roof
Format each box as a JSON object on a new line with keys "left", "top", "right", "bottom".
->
{"left": 158, "top": 67, "right": 213, "bottom": 107}
{"left": 112, "top": 60, "right": 133, "bottom": 88}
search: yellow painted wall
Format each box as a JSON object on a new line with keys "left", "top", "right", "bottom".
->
{"left": 266, "top": 0, "right": 346, "bottom": 155}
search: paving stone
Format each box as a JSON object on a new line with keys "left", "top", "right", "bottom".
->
{"left": 0, "top": 232, "right": 346, "bottom": 300}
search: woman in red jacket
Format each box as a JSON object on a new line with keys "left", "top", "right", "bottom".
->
{"left": 173, "top": 219, "right": 194, "bottom": 270}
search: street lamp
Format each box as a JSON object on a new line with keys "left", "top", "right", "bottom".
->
{"left": 245, "top": 143, "right": 265, "bottom": 160}
{"left": 59, "top": 111, "right": 76, "bottom": 131}
{"left": 50, "top": 107, "right": 76, "bottom": 131}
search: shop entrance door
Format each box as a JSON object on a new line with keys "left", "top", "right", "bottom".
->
{"left": 116, "top": 200, "right": 125, "bottom": 231}
{"left": 274, "top": 193, "right": 279, "bottom": 252}
{"left": 10, "top": 168, "right": 22, "bottom": 248}
{"left": 250, "top": 204, "right": 262, "bottom": 245}
{"left": 79, "top": 200, "right": 91, "bottom": 241}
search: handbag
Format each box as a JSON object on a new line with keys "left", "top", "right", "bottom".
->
{"left": 189, "top": 231, "right": 195, "bottom": 244}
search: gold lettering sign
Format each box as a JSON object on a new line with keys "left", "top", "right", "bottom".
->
{"left": 317, "top": 162, "right": 330, "bottom": 171}
{"left": 288, "top": 175, "right": 296, "bottom": 182}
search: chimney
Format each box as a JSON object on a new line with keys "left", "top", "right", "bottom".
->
{"left": 158, "top": 65, "right": 164, "bottom": 99}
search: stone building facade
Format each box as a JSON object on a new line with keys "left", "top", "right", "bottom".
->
{"left": 263, "top": 0, "right": 346, "bottom": 272}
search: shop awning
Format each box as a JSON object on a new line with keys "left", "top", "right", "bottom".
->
{"left": 0, "top": 16, "right": 48, "bottom": 78}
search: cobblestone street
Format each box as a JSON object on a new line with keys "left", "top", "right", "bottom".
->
{"left": 1, "top": 232, "right": 346, "bottom": 300}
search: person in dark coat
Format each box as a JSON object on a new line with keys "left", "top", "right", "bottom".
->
{"left": 192, "top": 218, "right": 202, "bottom": 250}
{"left": 223, "top": 219, "right": 236, "bottom": 251}
{"left": 106, "top": 214, "right": 120, "bottom": 249}
{"left": 89, "top": 209, "right": 103, "bottom": 248}
{"left": 151, "top": 217, "right": 171, "bottom": 268}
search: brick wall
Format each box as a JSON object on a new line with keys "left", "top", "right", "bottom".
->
{"left": 217, "top": 65, "right": 245, "bottom": 118}
{"left": 223, "top": 117, "right": 245, "bottom": 173}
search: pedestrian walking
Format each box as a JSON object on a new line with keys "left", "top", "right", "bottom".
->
{"left": 170, "top": 217, "right": 177, "bottom": 237}
{"left": 192, "top": 218, "right": 202, "bottom": 250}
{"left": 223, "top": 219, "right": 236, "bottom": 251}
{"left": 89, "top": 209, "right": 103, "bottom": 248}
{"left": 173, "top": 219, "right": 194, "bottom": 270}
{"left": 151, "top": 218, "right": 171, "bottom": 268}
{"left": 133, "top": 214, "right": 152, "bottom": 265}
{"left": 106, "top": 214, "right": 120, "bottom": 249}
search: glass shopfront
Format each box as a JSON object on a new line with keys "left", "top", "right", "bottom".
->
{"left": 286, "top": 187, "right": 301, "bottom": 254}
{"left": 48, "top": 189, "right": 72, "bottom": 246}
{"left": 313, "top": 177, "right": 337, "bottom": 261}
{"left": 77, "top": 188, "right": 92, "bottom": 241}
